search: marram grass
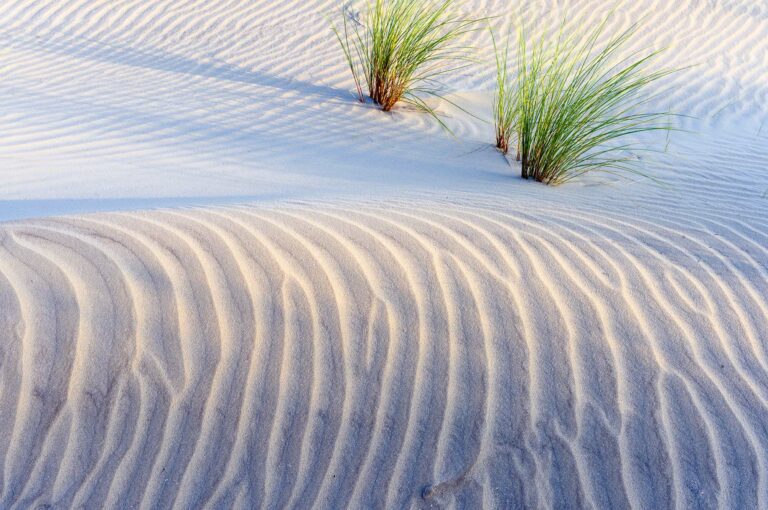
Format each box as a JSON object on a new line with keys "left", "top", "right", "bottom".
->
{"left": 491, "top": 28, "right": 516, "bottom": 158}
{"left": 494, "top": 15, "right": 679, "bottom": 185}
{"left": 333, "top": 0, "right": 482, "bottom": 121}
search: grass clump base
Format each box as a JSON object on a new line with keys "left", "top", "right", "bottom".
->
{"left": 333, "top": 0, "right": 481, "bottom": 119}
{"left": 491, "top": 29, "right": 516, "bottom": 158}
{"left": 494, "top": 14, "right": 678, "bottom": 185}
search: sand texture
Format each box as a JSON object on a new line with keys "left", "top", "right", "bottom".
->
{"left": 1, "top": 0, "right": 767, "bottom": 508}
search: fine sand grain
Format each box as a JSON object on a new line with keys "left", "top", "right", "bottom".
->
{"left": 1, "top": 0, "right": 767, "bottom": 508}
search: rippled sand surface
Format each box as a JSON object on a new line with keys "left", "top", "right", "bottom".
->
{"left": 1, "top": 0, "right": 767, "bottom": 508}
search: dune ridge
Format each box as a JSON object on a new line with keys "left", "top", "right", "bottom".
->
{"left": 1, "top": 0, "right": 768, "bottom": 507}
{"left": 1, "top": 200, "right": 767, "bottom": 508}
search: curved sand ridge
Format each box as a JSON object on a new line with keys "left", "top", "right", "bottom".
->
{"left": 1, "top": 201, "right": 768, "bottom": 508}
{"left": 1, "top": 0, "right": 768, "bottom": 507}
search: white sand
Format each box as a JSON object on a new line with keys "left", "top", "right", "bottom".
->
{"left": 1, "top": 0, "right": 767, "bottom": 508}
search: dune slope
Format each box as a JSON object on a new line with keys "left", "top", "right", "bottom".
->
{"left": 1, "top": 0, "right": 768, "bottom": 508}
{"left": 1, "top": 199, "right": 768, "bottom": 508}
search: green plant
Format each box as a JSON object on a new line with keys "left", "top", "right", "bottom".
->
{"left": 495, "top": 14, "right": 678, "bottom": 185}
{"left": 491, "top": 28, "right": 517, "bottom": 157}
{"left": 332, "top": 0, "right": 482, "bottom": 121}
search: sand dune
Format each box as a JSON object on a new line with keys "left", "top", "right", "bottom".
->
{"left": 1, "top": 0, "right": 767, "bottom": 219}
{"left": 1, "top": 200, "right": 767, "bottom": 508}
{"left": 1, "top": 0, "right": 768, "bottom": 508}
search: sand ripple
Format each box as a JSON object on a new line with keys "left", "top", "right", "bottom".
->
{"left": 1, "top": 202, "right": 766, "bottom": 508}
{"left": 1, "top": 0, "right": 767, "bottom": 507}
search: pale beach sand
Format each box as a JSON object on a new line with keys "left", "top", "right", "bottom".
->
{"left": 0, "top": 0, "right": 767, "bottom": 508}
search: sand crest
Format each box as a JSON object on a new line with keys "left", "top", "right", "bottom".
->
{"left": 1, "top": 0, "right": 767, "bottom": 508}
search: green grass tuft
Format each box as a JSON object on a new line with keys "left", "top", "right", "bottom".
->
{"left": 494, "top": 13, "right": 679, "bottom": 185}
{"left": 491, "top": 27, "right": 516, "bottom": 157}
{"left": 333, "top": 0, "right": 482, "bottom": 122}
